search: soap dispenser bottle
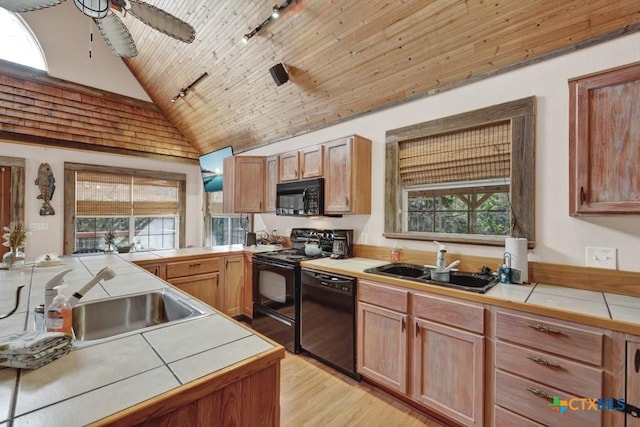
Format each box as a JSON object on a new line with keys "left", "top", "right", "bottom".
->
{"left": 46, "top": 285, "right": 73, "bottom": 335}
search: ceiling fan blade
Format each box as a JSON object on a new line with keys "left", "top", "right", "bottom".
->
{"left": 95, "top": 11, "right": 137, "bottom": 57}
{"left": 126, "top": 0, "right": 195, "bottom": 43}
{"left": 0, "top": 0, "right": 66, "bottom": 13}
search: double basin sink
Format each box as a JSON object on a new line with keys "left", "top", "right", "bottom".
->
{"left": 364, "top": 263, "right": 498, "bottom": 293}
{"left": 72, "top": 288, "right": 208, "bottom": 346}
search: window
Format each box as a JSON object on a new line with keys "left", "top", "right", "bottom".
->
{"left": 64, "top": 163, "right": 186, "bottom": 254}
{"left": 0, "top": 8, "right": 46, "bottom": 70}
{"left": 211, "top": 215, "right": 251, "bottom": 245}
{"left": 385, "top": 97, "right": 535, "bottom": 246}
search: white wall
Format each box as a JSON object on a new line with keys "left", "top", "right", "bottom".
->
{"left": 246, "top": 31, "right": 640, "bottom": 273}
{"left": 20, "top": 1, "right": 151, "bottom": 101}
{"left": 0, "top": 141, "right": 204, "bottom": 259}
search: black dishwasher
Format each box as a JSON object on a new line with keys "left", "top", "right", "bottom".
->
{"left": 300, "top": 268, "right": 360, "bottom": 380}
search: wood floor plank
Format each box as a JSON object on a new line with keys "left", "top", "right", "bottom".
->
{"left": 280, "top": 353, "right": 445, "bottom": 427}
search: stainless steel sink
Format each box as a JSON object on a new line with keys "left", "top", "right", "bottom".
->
{"left": 364, "top": 263, "right": 498, "bottom": 293}
{"left": 72, "top": 289, "right": 208, "bottom": 345}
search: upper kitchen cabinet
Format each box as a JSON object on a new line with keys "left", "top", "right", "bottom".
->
{"left": 279, "top": 150, "right": 300, "bottom": 182}
{"left": 300, "top": 145, "right": 324, "bottom": 179}
{"left": 569, "top": 62, "right": 640, "bottom": 216}
{"left": 265, "top": 155, "right": 279, "bottom": 213}
{"left": 223, "top": 156, "right": 266, "bottom": 213}
{"left": 324, "top": 135, "right": 372, "bottom": 214}
{"left": 278, "top": 146, "right": 324, "bottom": 182}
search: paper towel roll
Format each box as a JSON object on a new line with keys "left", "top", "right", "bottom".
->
{"left": 505, "top": 237, "right": 528, "bottom": 283}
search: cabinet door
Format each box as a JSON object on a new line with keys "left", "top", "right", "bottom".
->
{"left": 243, "top": 254, "right": 253, "bottom": 318}
{"left": 569, "top": 63, "right": 640, "bottom": 215}
{"left": 300, "top": 145, "right": 323, "bottom": 179}
{"left": 224, "top": 156, "right": 265, "bottom": 213}
{"left": 265, "top": 155, "right": 278, "bottom": 212}
{"left": 169, "top": 272, "right": 221, "bottom": 310}
{"left": 324, "top": 137, "right": 352, "bottom": 213}
{"left": 138, "top": 262, "right": 166, "bottom": 280}
{"left": 324, "top": 135, "right": 371, "bottom": 214}
{"left": 357, "top": 301, "right": 408, "bottom": 393}
{"left": 628, "top": 340, "right": 640, "bottom": 427}
{"left": 413, "top": 318, "right": 484, "bottom": 427}
{"left": 279, "top": 151, "right": 299, "bottom": 182}
{"left": 223, "top": 255, "right": 244, "bottom": 317}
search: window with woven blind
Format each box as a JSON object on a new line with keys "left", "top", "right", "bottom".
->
{"left": 398, "top": 121, "right": 511, "bottom": 186}
{"left": 384, "top": 97, "right": 535, "bottom": 246}
{"left": 64, "top": 163, "right": 186, "bottom": 254}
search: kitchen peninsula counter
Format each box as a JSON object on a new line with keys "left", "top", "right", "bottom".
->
{"left": 0, "top": 253, "right": 284, "bottom": 426}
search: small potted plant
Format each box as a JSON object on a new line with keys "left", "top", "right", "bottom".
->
{"left": 2, "top": 221, "right": 28, "bottom": 268}
{"left": 104, "top": 229, "right": 118, "bottom": 253}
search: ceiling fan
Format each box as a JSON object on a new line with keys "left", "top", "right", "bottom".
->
{"left": 0, "top": 0, "right": 195, "bottom": 57}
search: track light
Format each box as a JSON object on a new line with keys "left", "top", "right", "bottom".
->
{"left": 171, "top": 72, "right": 209, "bottom": 103}
{"left": 241, "top": 0, "right": 299, "bottom": 44}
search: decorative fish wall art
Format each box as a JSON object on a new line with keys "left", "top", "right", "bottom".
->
{"left": 35, "top": 163, "right": 55, "bottom": 216}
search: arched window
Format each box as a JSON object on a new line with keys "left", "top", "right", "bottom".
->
{"left": 0, "top": 8, "right": 46, "bottom": 70}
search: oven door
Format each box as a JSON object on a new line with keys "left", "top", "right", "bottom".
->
{"left": 253, "top": 257, "right": 297, "bottom": 320}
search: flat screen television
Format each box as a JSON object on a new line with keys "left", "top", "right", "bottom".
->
{"left": 198, "top": 146, "right": 233, "bottom": 192}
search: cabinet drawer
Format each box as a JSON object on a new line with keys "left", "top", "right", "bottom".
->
{"left": 496, "top": 311, "right": 604, "bottom": 365}
{"left": 494, "top": 406, "right": 545, "bottom": 427}
{"left": 496, "top": 341, "right": 603, "bottom": 397}
{"left": 413, "top": 292, "right": 484, "bottom": 334}
{"left": 495, "top": 370, "right": 601, "bottom": 427}
{"left": 166, "top": 258, "right": 221, "bottom": 279}
{"left": 358, "top": 280, "right": 409, "bottom": 313}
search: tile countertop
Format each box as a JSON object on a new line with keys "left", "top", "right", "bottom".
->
{"left": 0, "top": 253, "right": 278, "bottom": 426}
{"left": 301, "top": 257, "right": 640, "bottom": 332}
{"left": 116, "top": 244, "right": 282, "bottom": 262}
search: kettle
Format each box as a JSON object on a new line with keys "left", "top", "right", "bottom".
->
{"left": 304, "top": 236, "right": 322, "bottom": 256}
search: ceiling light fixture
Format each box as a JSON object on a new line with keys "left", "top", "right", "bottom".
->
{"left": 242, "top": 0, "right": 299, "bottom": 44}
{"left": 171, "top": 72, "right": 209, "bottom": 103}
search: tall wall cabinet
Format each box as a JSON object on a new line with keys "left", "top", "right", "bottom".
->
{"left": 569, "top": 62, "right": 640, "bottom": 215}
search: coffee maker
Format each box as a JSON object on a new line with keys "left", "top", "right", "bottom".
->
{"left": 331, "top": 229, "right": 353, "bottom": 259}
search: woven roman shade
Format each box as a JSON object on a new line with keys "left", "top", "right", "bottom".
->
{"left": 399, "top": 121, "right": 511, "bottom": 185}
{"left": 76, "top": 172, "right": 179, "bottom": 216}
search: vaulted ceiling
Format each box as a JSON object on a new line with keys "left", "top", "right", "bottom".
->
{"left": 6, "top": 1, "right": 640, "bottom": 158}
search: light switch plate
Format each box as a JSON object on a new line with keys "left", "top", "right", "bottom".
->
{"left": 29, "top": 222, "right": 48, "bottom": 231}
{"left": 585, "top": 247, "right": 617, "bottom": 269}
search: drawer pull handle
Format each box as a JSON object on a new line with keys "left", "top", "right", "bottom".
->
{"left": 635, "top": 348, "right": 640, "bottom": 373}
{"left": 401, "top": 318, "right": 405, "bottom": 332}
{"left": 526, "top": 386, "right": 554, "bottom": 402}
{"left": 528, "top": 324, "right": 561, "bottom": 334}
{"left": 527, "top": 355, "right": 561, "bottom": 368}
{"left": 189, "top": 263, "right": 201, "bottom": 268}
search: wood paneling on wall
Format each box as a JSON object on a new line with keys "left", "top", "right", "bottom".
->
{"left": 0, "top": 61, "right": 197, "bottom": 160}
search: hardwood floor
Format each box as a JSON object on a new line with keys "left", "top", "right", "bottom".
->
{"left": 280, "top": 353, "right": 446, "bottom": 427}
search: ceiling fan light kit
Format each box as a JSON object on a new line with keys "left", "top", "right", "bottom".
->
{"left": 73, "top": 0, "right": 108, "bottom": 19}
{"left": 0, "top": 0, "right": 196, "bottom": 57}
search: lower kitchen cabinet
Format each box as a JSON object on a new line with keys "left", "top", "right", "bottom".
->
{"left": 243, "top": 254, "right": 253, "bottom": 318}
{"left": 223, "top": 255, "right": 244, "bottom": 317}
{"left": 357, "top": 301, "right": 409, "bottom": 393}
{"left": 357, "top": 280, "right": 484, "bottom": 426}
{"left": 170, "top": 272, "right": 221, "bottom": 309}
{"left": 413, "top": 293, "right": 485, "bottom": 427}
{"left": 627, "top": 339, "right": 640, "bottom": 427}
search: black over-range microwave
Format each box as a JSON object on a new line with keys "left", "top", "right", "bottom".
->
{"left": 276, "top": 178, "right": 325, "bottom": 216}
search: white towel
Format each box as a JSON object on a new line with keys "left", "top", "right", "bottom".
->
{"left": 0, "top": 331, "right": 72, "bottom": 369}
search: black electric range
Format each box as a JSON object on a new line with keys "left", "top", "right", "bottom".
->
{"left": 251, "top": 228, "right": 334, "bottom": 353}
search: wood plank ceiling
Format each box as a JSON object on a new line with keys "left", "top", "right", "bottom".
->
{"left": 26, "top": 1, "right": 640, "bottom": 157}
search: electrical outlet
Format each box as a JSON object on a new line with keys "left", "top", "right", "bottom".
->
{"left": 585, "top": 247, "right": 617, "bottom": 270}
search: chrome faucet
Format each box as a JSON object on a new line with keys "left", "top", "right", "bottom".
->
{"left": 44, "top": 268, "right": 73, "bottom": 309}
